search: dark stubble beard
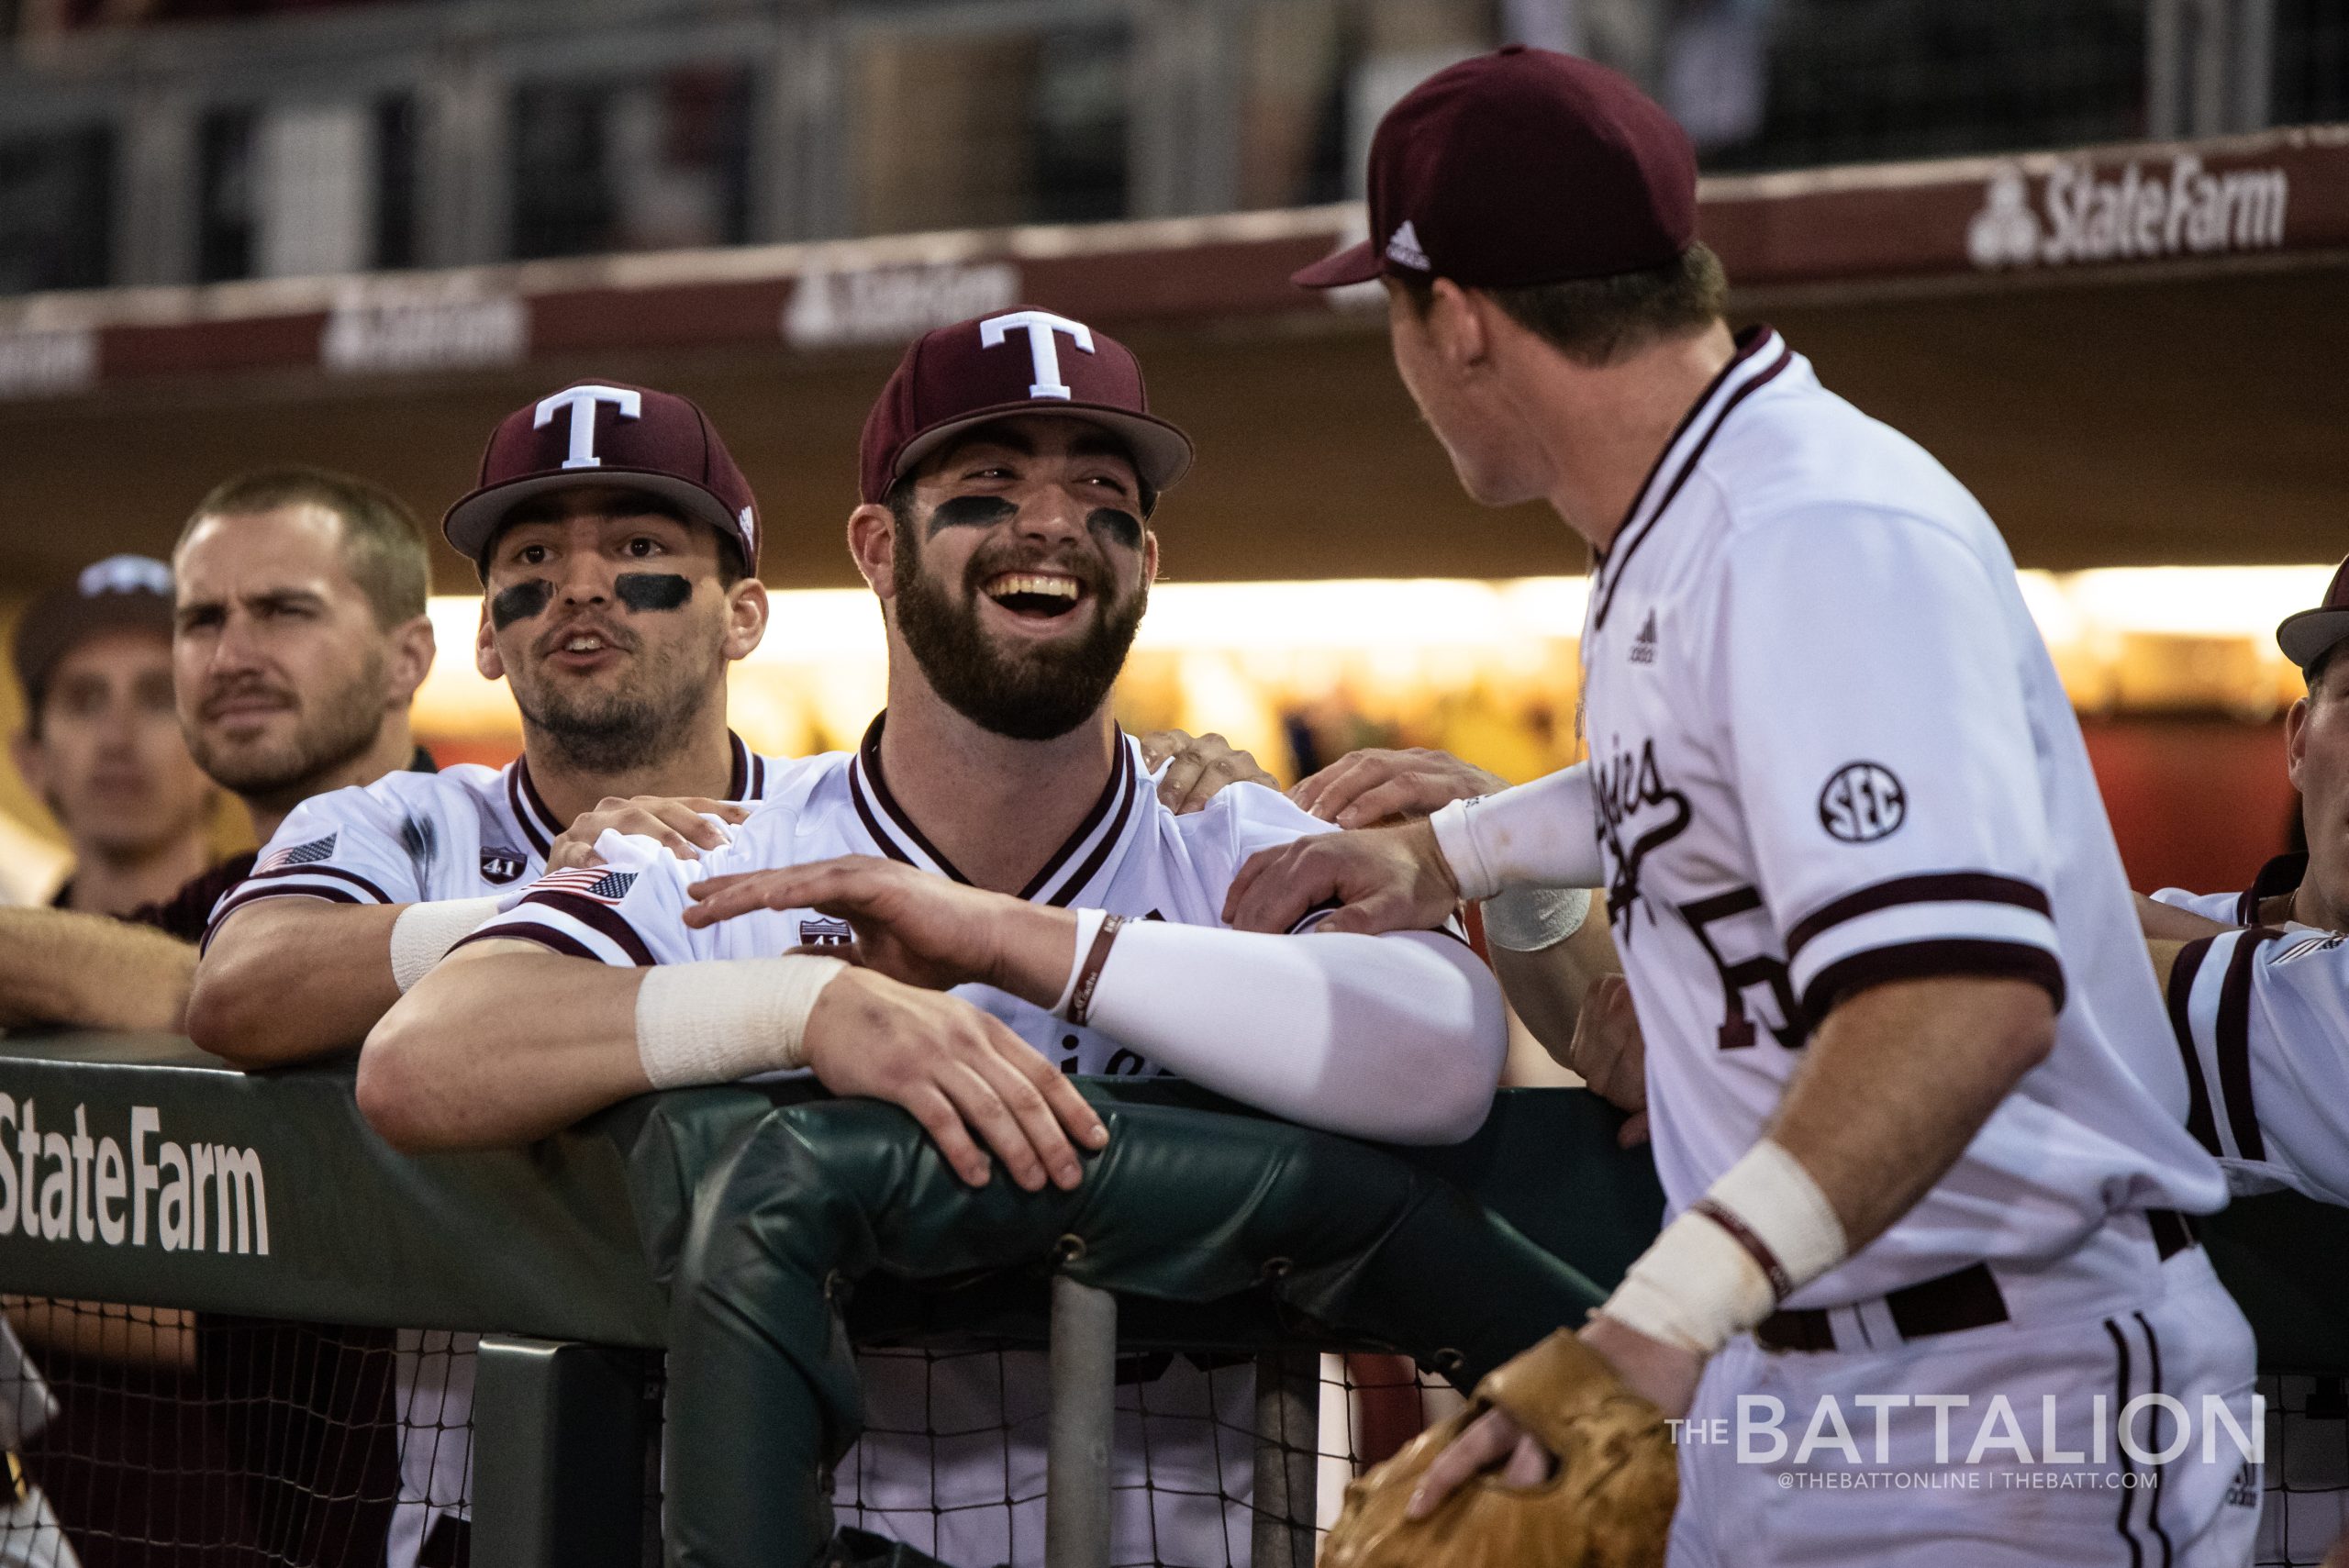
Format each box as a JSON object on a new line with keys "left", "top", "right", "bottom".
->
{"left": 191, "top": 647, "right": 391, "bottom": 803}
{"left": 892, "top": 520, "right": 1145, "bottom": 742}
{"left": 511, "top": 636, "right": 723, "bottom": 774}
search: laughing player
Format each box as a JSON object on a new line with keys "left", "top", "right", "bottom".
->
{"left": 361, "top": 308, "right": 1508, "bottom": 1565}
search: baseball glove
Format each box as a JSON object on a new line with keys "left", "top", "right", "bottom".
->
{"left": 1320, "top": 1330, "right": 1677, "bottom": 1568}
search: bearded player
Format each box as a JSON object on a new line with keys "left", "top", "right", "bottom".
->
{"left": 362, "top": 308, "right": 1508, "bottom": 1566}
{"left": 1230, "top": 48, "right": 2254, "bottom": 1567}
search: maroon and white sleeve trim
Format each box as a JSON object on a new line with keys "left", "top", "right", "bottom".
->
{"left": 1784, "top": 872, "right": 2064, "bottom": 1021}
{"left": 200, "top": 866, "right": 398, "bottom": 951}
{"left": 453, "top": 895, "right": 656, "bottom": 968}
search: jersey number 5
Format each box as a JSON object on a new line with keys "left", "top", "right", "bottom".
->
{"left": 1678, "top": 885, "right": 1805, "bottom": 1051}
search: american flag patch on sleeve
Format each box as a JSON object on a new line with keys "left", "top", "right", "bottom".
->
{"left": 257, "top": 833, "right": 339, "bottom": 873}
{"left": 528, "top": 867, "right": 640, "bottom": 906}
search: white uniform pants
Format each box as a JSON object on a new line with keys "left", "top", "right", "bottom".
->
{"left": 1669, "top": 1248, "right": 2261, "bottom": 1568}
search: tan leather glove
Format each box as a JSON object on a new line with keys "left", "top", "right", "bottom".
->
{"left": 1322, "top": 1330, "right": 1678, "bottom": 1568}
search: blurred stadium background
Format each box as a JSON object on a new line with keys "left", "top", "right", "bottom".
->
{"left": 0, "top": 0, "right": 2343, "bottom": 899}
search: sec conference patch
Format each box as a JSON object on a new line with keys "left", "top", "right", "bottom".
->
{"left": 1818, "top": 762, "right": 1906, "bottom": 844}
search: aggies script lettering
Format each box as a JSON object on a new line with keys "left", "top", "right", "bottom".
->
{"left": 1593, "top": 737, "right": 1690, "bottom": 941}
{"left": 1593, "top": 737, "right": 1803, "bottom": 1051}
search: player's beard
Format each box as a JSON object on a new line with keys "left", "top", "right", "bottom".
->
{"left": 189, "top": 651, "right": 389, "bottom": 803}
{"left": 510, "top": 633, "right": 723, "bottom": 774}
{"left": 893, "top": 522, "right": 1144, "bottom": 742}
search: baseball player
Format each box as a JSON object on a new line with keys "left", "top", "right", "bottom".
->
{"left": 361, "top": 309, "right": 1509, "bottom": 1566}
{"left": 2138, "top": 561, "right": 2349, "bottom": 1212}
{"left": 2135, "top": 562, "right": 2349, "bottom": 1568}
{"left": 1231, "top": 48, "right": 2257, "bottom": 1566}
{"left": 3, "top": 473, "right": 441, "bottom": 1039}
{"left": 186, "top": 384, "right": 811, "bottom": 1568}
{"left": 3, "top": 475, "right": 445, "bottom": 1567}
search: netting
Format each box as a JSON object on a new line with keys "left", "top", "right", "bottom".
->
{"left": 2259, "top": 1373, "right": 2349, "bottom": 1568}
{"left": 10, "top": 1302, "right": 2345, "bottom": 1567}
{"left": 0, "top": 1300, "right": 467, "bottom": 1568}
{"left": 830, "top": 1340, "right": 1459, "bottom": 1568}
{"left": 0, "top": 1302, "right": 1463, "bottom": 1568}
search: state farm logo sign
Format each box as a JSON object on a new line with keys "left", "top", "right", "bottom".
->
{"left": 0, "top": 1096, "right": 269, "bottom": 1257}
{"left": 1966, "top": 154, "right": 2288, "bottom": 270}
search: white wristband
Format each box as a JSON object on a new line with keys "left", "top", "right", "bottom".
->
{"left": 1051, "top": 909, "right": 1110, "bottom": 1016}
{"left": 1596, "top": 1140, "right": 1848, "bottom": 1355}
{"left": 635, "top": 955, "right": 848, "bottom": 1089}
{"left": 1428, "top": 765, "right": 1603, "bottom": 903}
{"left": 1480, "top": 885, "right": 1592, "bottom": 951}
{"left": 389, "top": 896, "right": 507, "bottom": 992}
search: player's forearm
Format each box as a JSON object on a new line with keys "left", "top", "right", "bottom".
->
{"left": 2136, "top": 893, "right": 2232, "bottom": 941}
{"left": 1489, "top": 895, "right": 1618, "bottom": 1064}
{"left": 1426, "top": 762, "right": 1601, "bottom": 899}
{"left": 187, "top": 901, "right": 406, "bottom": 1066}
{"left": 359, "top": 942, "right": 652, "bottom": 1151}
{"left": 995, "top": 911, "right": 1507, "bottom": 1143}
{"left": 1765, "top": 973, "right": 2055, "bottom": 1253}
{"left": 0, "top": 908, "right": 196, "bottom": 1033}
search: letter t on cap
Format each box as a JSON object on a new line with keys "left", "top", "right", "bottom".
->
{"left": 978, "top": 310, "right": 1094, "bottom": 400}
{"left": 535, "top": 384, "right": 645, "bottom": 470}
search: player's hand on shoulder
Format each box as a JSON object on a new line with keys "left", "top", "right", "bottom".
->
{"left": 1566, "top": 973, "right": 1651, "bottom": 1148}
{"left": 802, "top": 965, "right": 1107, "bottom": 1192}
{"left": 549, "top": 796, "right": 750, "bottom": 871}
{"left": 1290, "top": 747, "right": 1505, "bottom": 828}
{"left": 1224, "top": 817, "right": 1461, "bottom": 936}
{"left": 688, "top": 854, "right": 1010, "bottom": 992}
{"left": 1138, "top": 728, "right": 1279, "bottom": 814}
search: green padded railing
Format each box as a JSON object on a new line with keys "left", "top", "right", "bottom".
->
{"left": 0, "top": 1032, "right": 2339, "bottom": 1568}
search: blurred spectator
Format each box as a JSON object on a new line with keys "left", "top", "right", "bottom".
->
{"left": 7, "top": 557, "right": 214, "bottom": 919}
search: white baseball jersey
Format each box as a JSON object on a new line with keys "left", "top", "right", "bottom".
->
{"left": 1581, "top": 328, "right": 2225, "bottom": 1309}
{"left": 204, "top": 731, "right": 788, "bottom": 945}
{"left": 2145, "top": 866, "right": 2349, "bottom": 1566}
{"left": 206, "top": 729, "right": 796, "bottom": 1568}
{"left": 2151, "top": 856, "right": 2349, "bottom": 1207}
{"left": 466, "top": 717, "right": 1350, "bottom": 1568}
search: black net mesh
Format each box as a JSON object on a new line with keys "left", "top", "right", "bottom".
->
{"left": 830, "top": 1338, "right": 1457, "bottom": 1568}
{"left": 2257, "top": 1373, "right": 2349, "bottom": 1568}
{"left": 0, "top": 1302, "right": 645, "bottom": 1568}
{"left": 12, "top": 1303, "right": 2340, "bottom": 1567}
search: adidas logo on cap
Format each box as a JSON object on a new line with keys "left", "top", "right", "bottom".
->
{"left": 1385, "top": 220, "right": 1431, "bottom": 271}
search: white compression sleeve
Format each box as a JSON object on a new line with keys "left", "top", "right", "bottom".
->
{"left": 1428, "top": 763, "right": 1602, "bottom": 902}
{"left": 389, "top": 896, "right": 507, "bottom": 993}
{"left": 1078, "top": 921, "right": 1508, "bottom": 1144}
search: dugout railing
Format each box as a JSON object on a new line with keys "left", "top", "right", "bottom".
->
{"left": 0, "top": 1031, "right": 2343, "bottom": 1568}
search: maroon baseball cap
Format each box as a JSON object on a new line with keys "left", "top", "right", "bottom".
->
{"left": 443, "top": 380, "right": 761, "bottom": 573}
{"left": 859, "top": 307, "right": 1193, "bottom": 509}
{"left": 11, "top": 556, "right": 176, "bottom": 712}
{"left": 2277, "top": 556, "right": 2349, "bottom": 671}
{"left": 1294, "top": 46, "right": 1697, "bottom": 291}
